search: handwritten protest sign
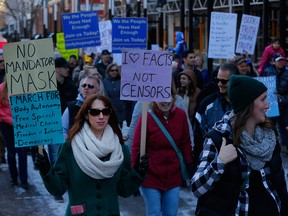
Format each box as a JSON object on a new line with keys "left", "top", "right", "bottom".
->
{"left": 208, "top": 12, "right": 237, "bottom": 59}
{"left": 10, "top": 91, "right": 64, "bottom": 147}
{"left": 3, "top": 38, "right": 56, "bottom": 95}
{"left": 4, "top": 39, "right": 64, "bottom": 148}
{"left": 56, "top": 32, "right": 78, "bottom": 60}
{"left": 84, "top": 20, "right": 112, "bottom": 55}
{"left": 254, "top": 76, "right": 279, "bottom": 117}
{"left": 120, "top": 49, "right": 172, "bottom": 102}
{"left": 62, "top": 11, "right": 100, "bottom": 49}
{"left": 112, "top": 18, "right": 147, "bottom": 53}
{"left": 236, "top": 14, "right": 260, "bottom": 55}
{"left": 97, "top": 20, "right": 112, "bottom": 53}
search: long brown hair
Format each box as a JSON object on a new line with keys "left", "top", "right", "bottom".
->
{"left": 233, "top": 103, "right": 274, "bottom": 147}
{"left": 177, "top": 69, "right": 197, "bottom": 97}
{"left": 67, "top": 95, "right": 124, "bottom": 144}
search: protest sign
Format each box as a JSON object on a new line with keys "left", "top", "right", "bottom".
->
{"left": 120, "top": 49, "right": 172, "bottom": 102}
{"left": 112, "top": 18, "right": 147, "bottom": 53}
{"left": 97, "top": 20, "right": 112, "bottom": 53}
{"left": 236, "top": 14, "right": 260, "bottom": 55}
{"left": 10, "top": 91, "right": 64, "bottom": 147}
{"left": 208, "top": 12, "right": 237, "bottom": 59}
{"left": 4, "top": 38, "right": 64, "bottom": 148}
{"left": 56, "top": 32, "right": 78, "bottom": 60}
{"left": 255, "top": 76, "right": 279, "bottom": 117}
{"left": 62, "top": 11, "right": 100, "bottom": 49}
{"left": 3, "top": 38, "right": 56, "bottom": 95}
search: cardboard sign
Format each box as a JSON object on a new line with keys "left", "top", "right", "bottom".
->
{"left": 120, "top": 49, "right": 172, "bottom": 102}
{"left": 3, "top": 38, "right": 56, "bottom": 95}
{"left": 236, "top": 14, "right": 260, "bottom": 55}
{"left": 62, "top": 11, "right": 100, "bottom": 49}
{"left": 10, "top": 91, "right": 64, "bottom": 147}
{"left": 56, "top": 32, "right": 78, "bottom": 61}
{"left": 254, "top": 76, "right": 279, "bottom": 117}
{"left": 208, "top": 12, "right": 237, "bottom": 59}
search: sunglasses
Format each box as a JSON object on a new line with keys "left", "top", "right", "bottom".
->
{"left": 0, "top": 60, "right": 4, "bottom": 63}
{"left": 110, "top": 69, "right": 118, "bottom": 72}
{"left": 88, "top": 108, "right": 112, "bottom": 116}
{"left": 215, "top": 78, "right": 229, "bottom": 85}
{"left": 81, "top": 83, "right": 95, "bottom": 89}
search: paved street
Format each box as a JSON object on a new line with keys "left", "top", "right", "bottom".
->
{"left": 0, "top": 148, "right": 287, "bottom": 215}
{"left": 0, "top": 154, "right": 197, "bottom": 216}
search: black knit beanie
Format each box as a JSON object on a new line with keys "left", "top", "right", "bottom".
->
{"left": 228, "top": 75, "right": 267, "bottom": 113}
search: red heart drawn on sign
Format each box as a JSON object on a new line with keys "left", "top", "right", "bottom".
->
{"left": 129, "top": 53, "right": 140, "bottom": 63}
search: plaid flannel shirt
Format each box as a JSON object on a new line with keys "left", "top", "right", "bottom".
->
{"left": 191, "top": 112, "right": 281, "bottom": 216}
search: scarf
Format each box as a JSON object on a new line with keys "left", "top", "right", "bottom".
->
{"left": 240, "top": 126, "right": 276, "bottom": 170}
{"left": 71, "top": 122, "right": 124, "bottom": 179}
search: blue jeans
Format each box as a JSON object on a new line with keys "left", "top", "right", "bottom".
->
{"left": 140, "top": 186, "right": 180, "bottom": 216}
{"left": 0, "top": 122, "right": 28, "bottom": 183}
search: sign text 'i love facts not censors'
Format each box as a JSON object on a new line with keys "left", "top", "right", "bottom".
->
{"left": 120, "top": 49, "right": 173, "bottom": 102}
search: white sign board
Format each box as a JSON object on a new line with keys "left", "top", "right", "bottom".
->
{"left": 208, "top": 12, "right": 237, "bottom": 59}
{"left": 120, "top": 50, "right": 172, "bottom": 102}
{"left": 236, "top": 14, "right": 260, "bottom": 55}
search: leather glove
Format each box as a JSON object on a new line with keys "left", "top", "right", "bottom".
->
{"left": 186, "top": 163, "right": 197, "bottom": 179}
{"left": 35, "top": 149, "right": 51, "bottom": 176}
{"left": 134, "top": 153, "right": 149, "bottom": 177}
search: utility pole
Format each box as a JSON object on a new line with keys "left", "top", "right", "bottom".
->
{"left": 188, "top": 0, "right": 193, "bottom": 50}
{"left": 180, "top": 0, "right": 185, "bottom": 34}
{"left": 207, "top": 0, "right": 213, "bottom": 73}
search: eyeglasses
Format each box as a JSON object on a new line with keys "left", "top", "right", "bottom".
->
{"left": 110, "top": 69, "right": 118, "bottom": 72}
{"left": 215, "top": 78, "right": 229, "bottom": 85}
{"left": 0, "top": 60, "right": 4, "bottom": 63}
{"left": 88, "top": 108, "right": 112, "bottom": 116}
{"left": 81, "top": 83, "right": 95, "bottom": 89}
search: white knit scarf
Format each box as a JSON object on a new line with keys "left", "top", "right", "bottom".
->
{"left": 71, "top": 122, "right": 124, "bottom": 179}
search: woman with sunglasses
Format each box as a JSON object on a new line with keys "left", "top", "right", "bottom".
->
{"left": 103, "top": 63, "right": 126, "bottom": 128}
{"left": 192, "top": 75, "right": 288, "bottom": 216}
{"left": 35, "top": 95, "right": 148, "bottom": 215}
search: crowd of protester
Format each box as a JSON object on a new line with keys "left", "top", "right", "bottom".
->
{"left": 0, "top": 35, "right": 288, "bottom": 215}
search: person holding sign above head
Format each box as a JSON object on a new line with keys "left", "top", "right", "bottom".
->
{"left": 233, "top": 55, "right": 258, "bottom": 77}
{"left": 191, "top": 75, "right": 288, "bottom": 216}
{"left": 0, "top": 78, "right": 29, "bottom": 190}
{"left": 131, "top": 89, "right": 195, "bottom": 216}
{"left": 35, "top": 94, "right": 148, "bottom": 216}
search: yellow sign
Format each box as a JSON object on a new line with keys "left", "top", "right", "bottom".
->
{"left": 3, "top": 38, "right": 57, "bottom": 95}
{"left": 56, "top": 32, "right": 78, "bottom": 61}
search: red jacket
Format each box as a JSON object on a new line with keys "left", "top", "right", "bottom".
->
{"left": 131, "top": 106, "right": 193, "bottom": 190}
{"left": 0, "top": 83, "right": 12, "bottom": 125}
{"left": 258, "top": 45, "right": 286, "bottom": 75}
